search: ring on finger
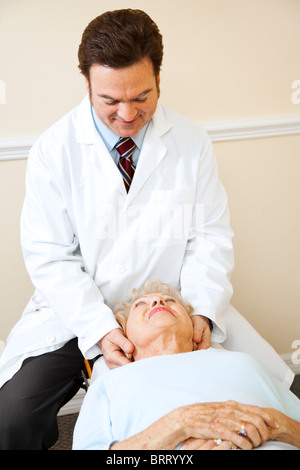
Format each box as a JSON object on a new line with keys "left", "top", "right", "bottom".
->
{"left": 238, "top": 421, "right": 247, "bottom": 438}
{"left": 214, "top": 438, "right": 222, "bottom": 445}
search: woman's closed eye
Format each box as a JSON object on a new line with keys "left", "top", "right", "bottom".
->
{"left": 134, "top": 301, "right": 147, "bottom": 308}
{"left": 134, "top": 297, "right": 177, "bottom": 309}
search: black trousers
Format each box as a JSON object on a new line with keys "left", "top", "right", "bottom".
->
{"left": 0, "top": 338, "right": 85, "bottom": 450}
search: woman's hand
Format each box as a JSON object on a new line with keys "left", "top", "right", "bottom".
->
{"left": 179, "top": 438, "right": 238, "bottom": 450}
{"left": 257, "top": 407, "right": 300, "bottom": 449}
{"left": 112, "top": 400, "right": 269, "bottom": 450}
{"left": 177, "top": 401, "right": 278, "bottom": 450}
{"left": 180, "top": 401, "right": 300, "bottom": 450}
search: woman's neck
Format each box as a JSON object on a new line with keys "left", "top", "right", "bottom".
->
{"left": 133, "top": 335, "right": 194, "bottom": 361}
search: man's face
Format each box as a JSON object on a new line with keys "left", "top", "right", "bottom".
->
{"left": 86, "top": 57, "right": 160, "bottom": 137}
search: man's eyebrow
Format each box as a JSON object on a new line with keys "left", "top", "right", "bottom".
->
{"left": 135, "top": 89, "right": 153, "bottom": 99}
{"left": 98, "top": 94, "right": 117, "bottom": 101}
{"left": 98, "top": 89, "right": 153, "bottom": 102}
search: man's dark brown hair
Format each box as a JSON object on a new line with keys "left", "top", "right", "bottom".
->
{"left": 78, "top": 9, "right": 163, "bottom": 80}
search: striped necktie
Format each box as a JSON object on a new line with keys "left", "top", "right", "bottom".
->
{"left": 115, "top": 137, "right": 136, "bottom": 192}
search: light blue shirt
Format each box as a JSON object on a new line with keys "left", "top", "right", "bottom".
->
{"left": 73, "top": 348, "right": 300, "bottom": 450}
{"left": 91, "top": 106, "right": 149, "bottom": 167}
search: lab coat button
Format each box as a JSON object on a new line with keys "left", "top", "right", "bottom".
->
{"left": 46, "top": 335, "right": 56, "bottom": 344}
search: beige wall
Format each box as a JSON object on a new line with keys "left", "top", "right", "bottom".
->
{"left": 0, "top": 0, "right": 299, "bottom": 355}
{"left": 215, "top": 135, "right": 300, "bottom": 353}
{"left": 1, "top": 0, "right": 300, "bottom": 137}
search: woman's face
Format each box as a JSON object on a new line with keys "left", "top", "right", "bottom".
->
{"left": 125, "top": 293, "right": 194, "bottom": 357}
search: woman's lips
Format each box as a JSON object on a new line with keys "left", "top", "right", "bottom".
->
{"left": 148, "top": 307, "right": 174, "bottom": 320}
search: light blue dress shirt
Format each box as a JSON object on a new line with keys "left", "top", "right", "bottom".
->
{"left": 91, "top": 106, "right": 149, "bottom": 167}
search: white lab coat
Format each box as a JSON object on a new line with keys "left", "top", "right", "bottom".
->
{"left": 0, "top": 96, "right": 234, "bottom": 388}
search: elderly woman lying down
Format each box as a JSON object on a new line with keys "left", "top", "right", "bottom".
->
{"left": 73, "top": 280, "right": 300, "bottom": 450}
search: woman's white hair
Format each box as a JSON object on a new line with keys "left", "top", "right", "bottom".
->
{"left": 114, "top": 279, "right": 194, "bottom": 331}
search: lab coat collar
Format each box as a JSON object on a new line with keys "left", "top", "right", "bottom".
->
{"left": 75, "top": 95, "right": 173, "bottom": 204}
{"left": 75, "top": 95, "right": 98, "bottom": 144}
{"left": 126, "top": 110, "right": 171, "bottom": 205}
{"left": 75, "top": 94, "right": 172, "bottom": 144}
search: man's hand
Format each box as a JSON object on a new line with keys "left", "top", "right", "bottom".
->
{"left": 98, "top": 328, "right": 135, "bottom": 369}
{"left": 192, "top": 315, "right": 212, "bottom": 350}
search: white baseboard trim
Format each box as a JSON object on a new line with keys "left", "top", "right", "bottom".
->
{"left": 1, "top": 115, "right": 300, "bottom": 161}
{"left": 204, "top": 115, "right": 300, "bottom": 142}
{"left": 0, "top": 138, "right": 35, "bottom": 161}
{"left": 58, "top": 353, "right": 300, "bottom": 417}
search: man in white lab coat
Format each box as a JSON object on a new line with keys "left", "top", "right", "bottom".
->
{"left": 0, "top": 9, "right": 234, "bottom": 449}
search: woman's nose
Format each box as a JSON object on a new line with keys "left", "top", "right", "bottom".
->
{"left": 151, "top": 297, "right": 166, "bottom": 307}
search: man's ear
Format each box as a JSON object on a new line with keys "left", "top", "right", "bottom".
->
{"left": 84, "top": 76, "right": 90, "bottom": 94}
